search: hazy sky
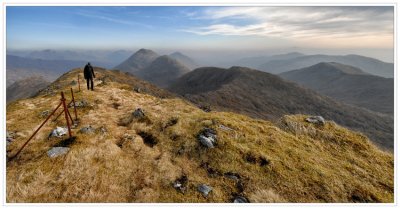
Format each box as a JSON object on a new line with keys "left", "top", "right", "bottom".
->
{"left": 6, "top": 6, "right": 394, "bottom": 60}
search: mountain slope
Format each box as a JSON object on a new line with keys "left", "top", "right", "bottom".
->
{"left": 170, "top": 52, "right": 199, "bottom": 70}
{"left": 6, "top": 76, "right": 50, "bottom": 104}
{"left": 136, "top": 55, "right": 191, "bottom": 88}
{"left": 231, "top": 52, "right": 304, "bottom": 69}
{"left": 169, "top": 66, "right": 393, "bottom": 150}
{"left": 6, "top": 68, "right": 393, "bottom": 203}
{"left": 114, "top": 49, "right": 159, "bottom": 73}
{"left": 280, "top": 62, "right": 394, "bottom": 115}
{"left": 6, "top": 55, "right": 86, "bottom": 87}
{"left": 259, "top": 54, "right": 394, "bottom": 78}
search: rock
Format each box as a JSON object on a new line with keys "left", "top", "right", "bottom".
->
{"left": 47, "top": 147, "right": 70, "bottom": 158}
{"left": 233, "top": 196, "right": 249, "bottom": 203}
{"left": 133, "top": 87, "right": 141, "bottom": 93}
{"left": 70, "top": 80, "right": 77, "bottom": 86}
{"left": 49, "top": 127, "right": 68, "bottom": 138}
{"left": 224, "top": 172, "right": 240, "bottom": 181}
{"left": 173, "top": 175, "right": 188, "bottom": 194}
{"left": 6, "top": 131, "right": 16, "bottom": 141}
{"left": 133, "top": 108, "right": 145, "bottom": 119}
{"left": 218, "top": 124, "right": 234, "bottom": 131}
{"left": 70, "top": 100, "right": 89, "bottom": 108}
{"left": 197, "top": 128, "right": 217, "bottom": 148}
{"left": 305, "top": 116, "right": 325, "bottom": 125}
{"left": 199, "top": 105, "right": 211, "bottom": 112}
{"left": 79, "top": 126, "right": 95, "bottom": 134}
{"left": 39, "top": 110, "right": 50, "bottom": 118}
{"left": 198, "top": 184, "right": 212, "bottom": 197}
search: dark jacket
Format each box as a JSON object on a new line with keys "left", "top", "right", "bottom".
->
{"left": 84, "top": 64, "right": 95, "bottom": 79}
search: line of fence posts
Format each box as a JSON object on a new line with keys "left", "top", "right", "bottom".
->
{"left": 8, "top": 88, "right": 79, "bottom": 161}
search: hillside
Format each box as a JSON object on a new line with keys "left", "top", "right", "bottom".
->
{"left": 136, "top": 55, "right": 191, "bottom": 88}
{"left": 168, "top": 67, "right": 393, "bottom": 150}
{"left": 280, "top": 62, "right": 394, "bottom": 115}
{"left": 258, "top": 54, "right": 394, "bottom": 78}
{"left": 170, "top": 52, "right": 199, "bottom": 70}
{"left": 229, "top": 52, "right": 304, "bottom": 69}
{"left": 114, "top": 48, "right": 159, "bottom": 73}
{"left": 6, "top": 68, "right": 393, "bottom": 203}
{"left": 6, "top": 76, "right": 50, "bottom": 104}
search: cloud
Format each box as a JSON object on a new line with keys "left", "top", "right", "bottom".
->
{"left": 183, "top": 7, "right": 393, "bottom": 40}
{"left": 75, "top": 11, "right": 153, "bottom": 29}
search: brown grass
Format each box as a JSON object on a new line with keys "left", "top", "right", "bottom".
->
{"left": 6, "top": 68, "right": 394, "bottom": 203}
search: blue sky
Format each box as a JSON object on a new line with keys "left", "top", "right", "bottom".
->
{"left": 6, "top": 6, "right": 394, "bottom": 51}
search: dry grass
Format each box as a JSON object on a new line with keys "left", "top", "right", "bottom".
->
{"left": 6, "top": 68, "right": 394, "bottom": 203}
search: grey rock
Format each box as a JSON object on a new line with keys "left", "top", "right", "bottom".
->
{"left": 133, "top": 108, "right": 145, "bottom": 119}
{"left": 198, "top": 128, "right": 217, "bottom": 148}
{"left": 79, "top": 126, "right": 95, "bottom": 134}
{"left": 233, "top": 196, "right": 249, "bottom": 203}
{"left": 6, "top": 131, "right": 16, "bottom": 142}
{"left": 133, "top": 87, "right": 141, "bottom": 93}
{"left": 70, "top": 100, "right": 89, "bottom": 108}
{"left": 197, "top": 184, "right": 212, "bottom": 197}
{"left": 47, "top": 147, "right": 70, "bottom": 158}
{"left": 49, "top": 127, "right": 68, "bottom": 138}
{"left": 219, "top": 124, "right": 234, "bottom": 131}
{"left": 173, "top": 175, "right": 188, "bottom": 194}
{"left": 305, "top": 116, "right": 325, "bottom": 125}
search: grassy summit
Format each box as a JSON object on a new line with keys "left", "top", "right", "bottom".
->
{"left": 6, "top": 68, "right": 393, "bottom": 203}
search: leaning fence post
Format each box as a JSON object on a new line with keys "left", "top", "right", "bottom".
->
{"left": 61, "top": 92, "right": 72, "bottom": 138}
{"left": 78, "top": 75, "right": 81, "bottom": 92}
{"left": 71, "top": 88, "right": 78, "bottom": 121}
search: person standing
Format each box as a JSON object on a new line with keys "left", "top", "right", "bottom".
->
{"left": 83, "top": 62, "right": 95, "bottom": 91}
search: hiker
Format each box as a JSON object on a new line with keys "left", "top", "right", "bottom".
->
{"left": 83, "top": 62, "right": 95, "bottom": 91}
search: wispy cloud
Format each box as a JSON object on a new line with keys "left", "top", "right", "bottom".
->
{"left": 75, "top": 11, "right": 154, "bottom": 29}
{"left": 182, "top": 7, "right": 393, "bottom": 40}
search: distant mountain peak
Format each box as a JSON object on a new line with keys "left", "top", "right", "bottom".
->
{"left": 311, "top": 62, "right": 367, "bottom": 75}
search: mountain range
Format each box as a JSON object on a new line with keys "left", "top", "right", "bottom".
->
{"left": 114, "top": 49, "right": 191, "bottom": 87}
{"left": 280, "top": 62, "right": 394, "bottom": 115}
{"left": 6, "top": 76, "right": 50, "bottom": 104}
{"left": 169, "top": 66, "right": 393, "bottom": 150}
{"left": 258, "top": 54, "right": 394, "bottom": 78}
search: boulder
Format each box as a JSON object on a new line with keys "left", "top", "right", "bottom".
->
{"left": 233, "top": 196, "right": 249, "bottom": 203}
{"left": 305, "top": 116, "right": 325, "bottom": 125}
{"left": 79, "top": 126, "right": 95, "bottom": 134}
{"left": 70, "top": 100, "right": 89, "bottom": 108}
{"left": 197, "top": 184, "right": 212, "bottom": 197}
{"left": 133, "top": 108, "right": 145, "bottom": 119}
{"left": 197, "top": 128, "right": 217, "bottom": 148}
{"left": 47, "top": 147, "right": 70, "bottom": 158}
{"left": 49, "top": 127, "right": 68, "bottom": 138}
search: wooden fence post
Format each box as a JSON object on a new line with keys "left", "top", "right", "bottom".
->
{"left": 61, "top": 92, "right": 72, "bottom": 138}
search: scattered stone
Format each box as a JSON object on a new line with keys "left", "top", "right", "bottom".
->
{"left": 70, "top": 80, "right": 77, "bottom": 86}
{"left": 173, "top": 175, "right": 188, "bottom": 194}
{"left": 133, "top": 108, "right": 145, "bottom": 119}
{"left": 79, "top": 126, "right": 95, "bottom": 134}
{"left": 218, "top": 124, "right": 234, "bottom": 131}
{"left": 133, "top": 87, "right": 141, "bottom": 93}
{"left": 224, "top": 172, "right": 241, "bottom": 181}
{"left": 49, "top": 127, "right": 68, "bottom": 138}
{"left": 163, "top": 117, "right": 179, "bottom": 130}
{"left": 6, "top": 131, "right": 16, "bottom": 141}
{"left": 39, "top": 110, "right": 50, "bottom": 118}
{"left": 305, "top": 116, "right": 325, "bottom": 125}
{"left": 233, "top": 196, "right": 249, "bottom": 203}
{"left": 197, "top": 128, "right": 218, "bottom": 148}
{"left": 47, "top": 147, "right": 70, "bottom": 158}
{"left": 197, "top": 184, "right": 212, "bottom": 197}
{"left": 70, "top": 100, "right": 89, "bottom": 108}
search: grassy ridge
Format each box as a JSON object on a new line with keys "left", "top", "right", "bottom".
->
{"left": 6, "top": 69, "right": 393, "bottom": 203}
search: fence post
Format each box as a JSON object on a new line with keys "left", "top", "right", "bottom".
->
{"left": 78, "top": 75, "right": 81, "bottom": 92}
{"left": 61, "top": 92, "right": 72, "bottom": 138}
{"left": 71, "top": 88, "right": 78, "bottom": 121}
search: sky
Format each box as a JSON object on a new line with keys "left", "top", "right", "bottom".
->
{"left": 6, "top": 6, "right": 394, "bottom": 61}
